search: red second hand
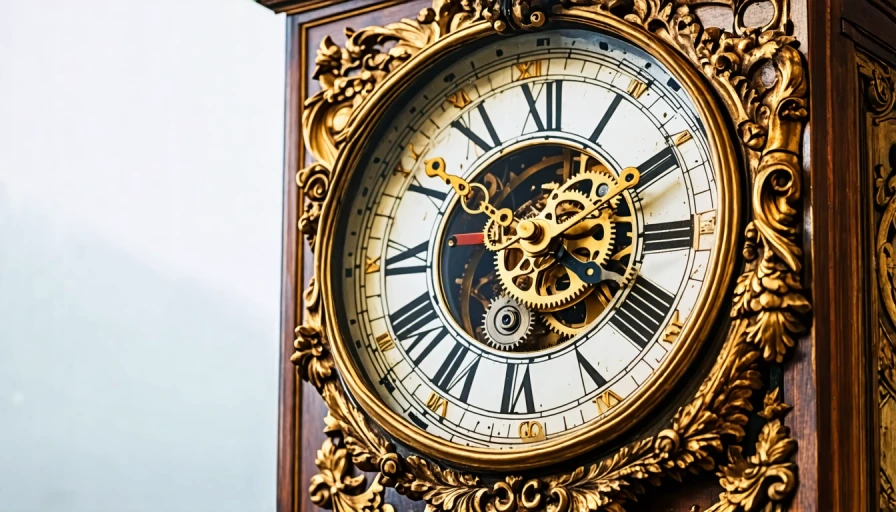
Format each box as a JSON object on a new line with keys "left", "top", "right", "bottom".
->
{"left": 448, "top": 233, "right": 485, "bottom": 247}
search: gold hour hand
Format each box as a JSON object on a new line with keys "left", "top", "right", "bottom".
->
{"left": 424, "top": 157, "right": 515, "bottom": 227}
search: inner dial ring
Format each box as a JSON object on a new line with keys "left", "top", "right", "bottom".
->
{"left": 432, "top": 139, "right": 638, "bottom": 355}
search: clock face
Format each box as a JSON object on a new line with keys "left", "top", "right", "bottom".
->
{"left": 332, "top": 28, "right": 729, "bottom": 451}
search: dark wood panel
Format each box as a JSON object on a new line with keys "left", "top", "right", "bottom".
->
{"left": 808, "top": 0, "right": 877, "bottom": 510}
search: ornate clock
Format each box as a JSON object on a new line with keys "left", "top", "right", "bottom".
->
{"left": 288, "top": 1, "right": 810, "bottom": 510}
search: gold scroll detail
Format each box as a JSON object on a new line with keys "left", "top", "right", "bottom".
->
{"left": 310, "top": 437, "right": 395, "bottom": 512}
{"left": 293, "top": 0, "right": 809, "bottom": 510}
{"left": 705, "top": 390, "right": 797, "bottom": 512}
{"left": 863, "top": 53, "right": 896, "bottom": 512}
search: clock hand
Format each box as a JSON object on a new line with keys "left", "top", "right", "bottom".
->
{"left": 510, "top": 167, "right": 641, "bottom": 256}
{"left": 554, "top": 246, "right": 625, "bottom": 285}
{"left": 448, "top": 232, "right": 485, "bottom": 247}
{"left": 425, "top": 157, "right": 515, "bottom": 227}
{"left": 545, "top": 167, "right": 641, "bottom": 240}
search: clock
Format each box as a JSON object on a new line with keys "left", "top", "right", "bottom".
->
{"left": 324, "top": 26, "right": 737, "bottom": 469}
{"left": 295, "top": 1, "right": 808, "bottom": 509}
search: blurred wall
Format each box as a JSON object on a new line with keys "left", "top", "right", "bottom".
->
{"left": 0, "top": 1, "right": 285, "bottom": 511}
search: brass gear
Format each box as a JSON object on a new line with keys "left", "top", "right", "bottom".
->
{"left": 541, "top": 284, "right": 615, "bottom": 337}
{"left": 494, "top": 249, "right": 590, "bottom": 312}
{"left": 493, "top": 171, "right": 627, "bottom": 312}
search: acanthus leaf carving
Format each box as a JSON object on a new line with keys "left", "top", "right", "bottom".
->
{"left": 311, "top": 437, "right": 396, "bottom": 512}
{"left": 706, "top": 390, "right": 797, "bottom": 512}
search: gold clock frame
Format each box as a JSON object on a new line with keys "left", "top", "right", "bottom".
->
{"left": 293, "top": 1, "right": 809, "bottom": 510}
{"left": 320, "top": 18, "right": 741, "bottom": 470}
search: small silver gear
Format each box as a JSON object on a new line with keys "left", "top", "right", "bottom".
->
{"left": 483, "top": 296, "right": 534, "bottom": 351}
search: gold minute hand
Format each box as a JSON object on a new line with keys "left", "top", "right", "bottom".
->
{"left": 424, "top": 157, "right": 515, "bottom": 227}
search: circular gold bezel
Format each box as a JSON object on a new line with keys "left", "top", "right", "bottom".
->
{"left": 316, "top": 13, "right": 741, "bottom": 472}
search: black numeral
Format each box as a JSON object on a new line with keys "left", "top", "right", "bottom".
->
{"left": 385, "top": 241, "right": 428, "bottom": 276}
{"left": 576, "top": 349, "right": 607, "bottom": 390}
{"left": 637, "top": 146, "right": 679, "bottom": 191}
{"left": 432, "top": 344, "right": 480, "bottom": 402}
{"left": 643, "top": 220, "right": 694, "bottom": 253}
{"left": 589, "top": 94, "right": 622, "bottom": 143}
{"left": 610, "top": 276, "right": 675, "bottom": 348}
{"left": 407, "top": 181, "right": 448, "bottom": 202}
{"left": 390, "top": 292, "right": 449, "bottom": 365}
{"left": 500, "top": 364, "right": 535, "bottom": 414}
{"left": 521, "top": 81, "right": 562, "bottom": 132}
{"left": 451, "top": 104, "right": 502, "bottom": 151}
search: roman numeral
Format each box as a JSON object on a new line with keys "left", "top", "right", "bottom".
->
{"left": 610, "top": 276, "right": 675, "bottom": 348}
{"left": 521, "top": 81, "right": 562, "bottom": 132}
{"left": 594, "top": 390, "right": 622, "bottom": 414}
{"left": 389, "top": 292, "right": 449, "bottom": 366}
{"left": 501, "top": 365, "right": 535, "bottom": 414}
{"left": 515, "top": 60, "right": 543, "bottom": 80}
{"left": 431, "top": 343, "right": 480, "bottom": 403}
{"left": 385, "top": 241, "right": 428, "bottom": 276}
{"left": 447, "top": 90, "right": 471, "bottom": 109}
{"left": 627, "top": 79, "right": 649, "bottom": 99}
{"left": 576, "top": 349, "right": 607, "bottom": 391}
{"left": 425, "top": 391, "right": 449, "bottom": 418}
{"left": 408, "top": 179, "right": 448, "bottom": 202}
{"left": 451, "top": 104, "right": 502, "bottom": 152}
{"left": 375, "top": 333, "right": 395, "bottom": 352}
{"left": 636, "top": 146, "right": 679, "bottom": 191}
{"left": 590, "top": 94, "right": 622, "bottom": 143}
{"left": 643, "top": 219, "right": 694, "bottom": 253}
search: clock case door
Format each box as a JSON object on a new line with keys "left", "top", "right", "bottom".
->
{"left": 257, "top": 1, "right": 826, "bottom": 511}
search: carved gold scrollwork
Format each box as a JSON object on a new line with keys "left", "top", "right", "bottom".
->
{"left": 706, "top": 390, "right": 797, "bottom": 512}
{"left": 294, "top": 0, "right": 808, "bottom": 510}
{"left": 311, "top": 437, "right": 395, "bottom": 512}
{"left": 860, "top": 53, "right": 896, "bottom": 125}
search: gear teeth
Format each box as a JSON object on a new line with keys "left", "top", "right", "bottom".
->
{"left": 483, "top": 296, "right": 534, "bottom": 351}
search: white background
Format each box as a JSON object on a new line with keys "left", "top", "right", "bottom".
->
{"left": 0, "top": 1, "right": 285, "bottom": 510}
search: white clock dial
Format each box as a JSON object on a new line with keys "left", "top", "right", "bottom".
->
{"left": 332, "top": 28, "right": 723, "bottom": 450}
